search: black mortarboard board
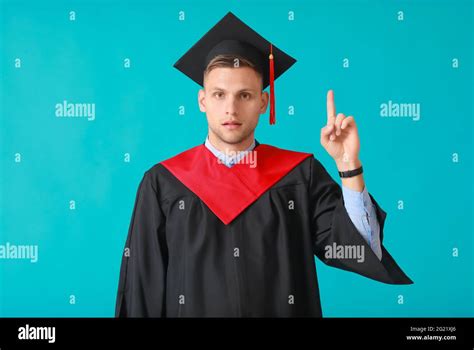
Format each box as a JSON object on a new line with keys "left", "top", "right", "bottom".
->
{"left": 173, "top": 11, "right": 297, "bottom": 125}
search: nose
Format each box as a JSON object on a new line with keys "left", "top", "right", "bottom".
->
{"left": 225, "top": 95, "right": 238, "bottom": 116}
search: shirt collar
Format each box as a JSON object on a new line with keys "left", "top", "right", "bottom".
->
{"left": 204, "top": 136, "right": 256, "bottom": 167}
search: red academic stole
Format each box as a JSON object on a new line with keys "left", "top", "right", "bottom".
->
{"left": 161, "top": 144, "right": 312, "bottom": 225}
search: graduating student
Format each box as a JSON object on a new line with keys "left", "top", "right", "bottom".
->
{"left": 115, "top": 12, "right": 412, "bottom": 318}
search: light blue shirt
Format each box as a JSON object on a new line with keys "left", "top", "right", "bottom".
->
{"left": 204, "top": 136, "right": 383, "bottom": 260}
{"left": 205, "top": 136, "right": 256, "bottom": 167}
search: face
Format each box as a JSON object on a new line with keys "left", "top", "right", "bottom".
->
{"left": 198, "top": 66, "right": 269, "bottom": 148}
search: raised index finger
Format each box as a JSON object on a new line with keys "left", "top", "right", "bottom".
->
{"left": 326, "top": 89, "right": 336, "bottom": 125}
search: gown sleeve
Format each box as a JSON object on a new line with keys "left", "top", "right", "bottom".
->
{"left": 309, "top": 157, "right": 413, "bottom": 284}
{"left": 115, "top": 171, "right": 168, "bottom": 317}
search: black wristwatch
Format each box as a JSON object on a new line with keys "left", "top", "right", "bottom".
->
{"left": 338, "top": 166, "right": 363, "bottom": 178}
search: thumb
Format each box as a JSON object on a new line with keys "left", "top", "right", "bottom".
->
{"left": 321, "top": 124, "right": 334, "bottom": 138}
{"left": 320, "top": 124, "right": 334, "bottom": 146}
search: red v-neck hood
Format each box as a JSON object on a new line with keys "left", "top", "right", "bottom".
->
{"left": 161, "top": 144, "right": 312, "bottom": 225}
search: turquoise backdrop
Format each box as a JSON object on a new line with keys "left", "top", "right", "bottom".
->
{"left": 1, "top": 0, "right": 472, "bottom": 316}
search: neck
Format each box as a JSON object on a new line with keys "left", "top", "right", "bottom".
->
{"left": 208, "top": 132, "right": 254, "bottom": 154}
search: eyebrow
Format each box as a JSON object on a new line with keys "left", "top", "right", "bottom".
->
{"left": 210, "top": 87, "right": 258, "bottom": 93}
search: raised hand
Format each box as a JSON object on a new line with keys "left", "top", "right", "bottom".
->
{"left": 320, "top": 90, "right": 360, "bottom": 167}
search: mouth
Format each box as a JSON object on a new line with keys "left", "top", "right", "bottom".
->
{"left": 222, "top": 120, "right": 242, "bottom": 130}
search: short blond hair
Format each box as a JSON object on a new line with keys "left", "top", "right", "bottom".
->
{"left": 204, "top": 54, "right": 263, "bottom": 87}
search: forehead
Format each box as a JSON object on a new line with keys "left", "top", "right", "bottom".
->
{"left": 204, "top": 67, "right": 262, "bottom": 90}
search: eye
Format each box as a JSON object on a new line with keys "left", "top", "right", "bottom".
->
{"left": 241, "top": 92, "right": 251, "bottom": 100}
{"left": 213, "top": 91, "right": 224, "bottom": 99}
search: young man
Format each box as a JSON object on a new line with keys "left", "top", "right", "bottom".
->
{"left": 115, "top": 12, "right": 412, "bottom": 318}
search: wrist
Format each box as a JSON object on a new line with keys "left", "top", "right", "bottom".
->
{"left": 336, "top": 157, "right": 362, "bottom": 172}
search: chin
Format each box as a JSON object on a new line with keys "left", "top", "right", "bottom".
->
{"left": 221, "top": 136, "right": 246, "bottom": 145}
{"left": 218, "top": 132, "right": 248, "bottom": 145}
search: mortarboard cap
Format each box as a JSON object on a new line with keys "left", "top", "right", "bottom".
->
{"left": 173, "top": 11, "right": 297, "bottom": 125}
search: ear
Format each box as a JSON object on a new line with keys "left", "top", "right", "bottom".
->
{"left": 259, "top": 91, "right": 269, "bottom": 114}
{"left": 198, "top": 89, "right": 206, "bottom": 112}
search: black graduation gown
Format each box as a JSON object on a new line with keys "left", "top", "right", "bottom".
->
{"left": 115, "top": 143, "right": 412, "bottom": 317}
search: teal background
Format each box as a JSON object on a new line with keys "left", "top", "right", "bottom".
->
{"left": 0, "top": 0, "right": 472, "bottom": 317}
